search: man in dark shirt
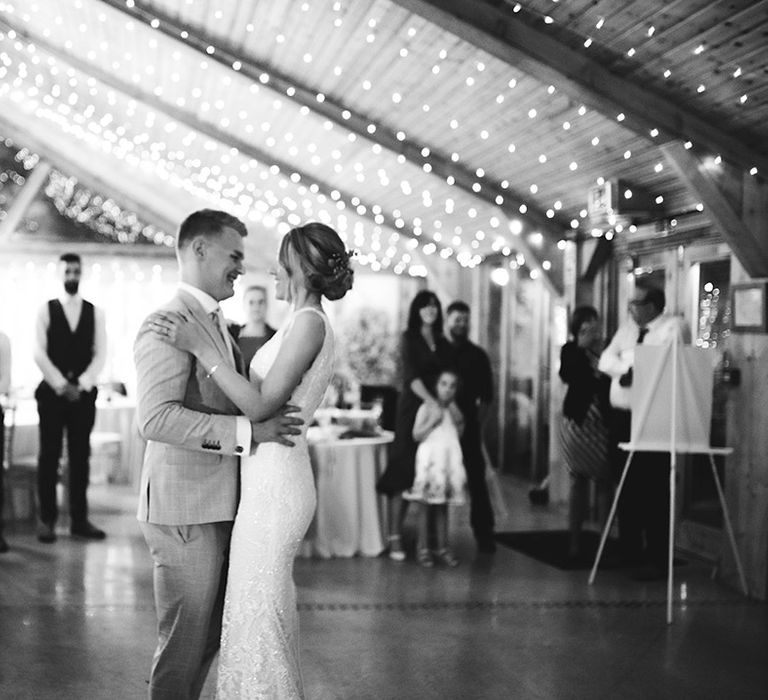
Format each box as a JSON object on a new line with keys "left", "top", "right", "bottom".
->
{"left": 445, "top": 301, "right": 496, "bottom": 553}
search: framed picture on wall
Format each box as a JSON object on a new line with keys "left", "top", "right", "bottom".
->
{"left": 731, "top": 282, "right": 768, "bottom": 333}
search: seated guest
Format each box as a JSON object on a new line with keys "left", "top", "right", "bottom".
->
{"left": 229, "top": 285, "right": 276, "bottom": 370}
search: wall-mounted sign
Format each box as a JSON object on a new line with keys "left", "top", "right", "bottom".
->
{"left": 731, "top": 281, "right": 768, "bottom": 333}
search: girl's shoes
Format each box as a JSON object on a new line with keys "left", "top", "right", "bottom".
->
{"left": 416, "top": 548, "right": 434, "bottom": 568}
{"left": 387, "top": 535, "right": 406, "bottom": 562}
{"left": 434, "top": 548, "right": 459, "bottom": 567}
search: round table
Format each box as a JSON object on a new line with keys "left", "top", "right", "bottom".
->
{"left": 299, "top": 428, "right": 393, "bottom": 558}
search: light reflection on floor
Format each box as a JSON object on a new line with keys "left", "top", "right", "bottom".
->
{"left": 0, "top": 480, "right": 766, "bottom": 699}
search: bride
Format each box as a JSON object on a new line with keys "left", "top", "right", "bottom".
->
{"left": 150, "top": 222, "right": 353, "bottom": 698}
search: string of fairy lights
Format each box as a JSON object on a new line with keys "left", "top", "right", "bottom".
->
{"left": 496, "top": 0, "right": 763, "bottom": 258}
{"left": 513, "top": 1, "right": 760, "bottom": 168}
{"left": 0, "top": 0, "right": 568, "bottom": 279}
{"left": 0, "top": 15, "right": 436, "bottom": 274}
{"left": 0, "top": 0, "right": 760, "bottom": 283}
{"left": 0, "top": 136, "right": 174, "bottom": 245}
{"left": 0, "top": 66, "right": 424, "bottom": 273}
{"left": 517, "top": 0, "right": 758, "bottom": 121}
{"left": 45, "top": 168, "right": 172, "bottom": 246}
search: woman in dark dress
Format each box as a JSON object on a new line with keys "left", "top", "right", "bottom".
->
{"left": 559, "top": 305, "right": 612, "bottom": 559}
{"left": 377, "top": 290, "right": 452, "bottom": 561}
{"left": 228, "top": 285, "right": 276, "bottom": 370}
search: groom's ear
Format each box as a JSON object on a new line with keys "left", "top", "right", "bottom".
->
{"left": 190, "top": 236, "right": 207, "bottom": 259}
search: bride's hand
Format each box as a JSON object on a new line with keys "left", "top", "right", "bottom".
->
{"left": 146, "top": 311, "right": 201, "bottom": 354}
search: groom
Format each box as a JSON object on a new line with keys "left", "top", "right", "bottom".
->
{"left": 134, "top": 209, "right": 301, "bottom": 699}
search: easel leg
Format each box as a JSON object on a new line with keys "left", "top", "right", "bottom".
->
{"left": 589, "top": 451, "right": 633, "bottom": 585}
{"left": 708, "top": 454, "right": 749, "bottom": 596}
{"left": 666, "top": 455, "right": 676, "bottom": 625}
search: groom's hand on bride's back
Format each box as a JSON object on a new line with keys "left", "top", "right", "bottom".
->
{"left": 251, "top": 404, "right": 303, "bottom": 448}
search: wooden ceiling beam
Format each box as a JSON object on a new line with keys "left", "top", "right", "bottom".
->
{"left": 661, "top": 141, "right": 768, "bottom": 277}
{"left": 394, "top": 0, "right": 768, "bottom": 176}
{"left": 581, "top": 236, "right": 613, "bottom": 283}
{"left": 93, "top": 0, "right": 567, "bottom": 289}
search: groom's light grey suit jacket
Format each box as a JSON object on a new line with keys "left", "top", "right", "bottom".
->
{"left": 134, "top": 290, "right": 246, "bottom": 525}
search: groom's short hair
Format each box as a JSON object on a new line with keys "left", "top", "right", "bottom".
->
{"left": 177, "top": 209, "right": 248, "bottom": 250}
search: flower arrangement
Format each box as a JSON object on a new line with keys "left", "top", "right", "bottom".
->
{"left": 336, "top": 308, "right": 399, "bottom": 386}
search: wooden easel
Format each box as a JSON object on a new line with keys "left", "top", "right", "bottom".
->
{"left": 588, "top": 336, "right": 748, "bottom": 623}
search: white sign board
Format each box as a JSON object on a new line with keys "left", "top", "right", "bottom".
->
{"left": 630, "top": 344, "right": 713, "bottom": 452}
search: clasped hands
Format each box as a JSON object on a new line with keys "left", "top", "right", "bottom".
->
{"left": 60, "top": 382, "right": 82, "bottom": 402}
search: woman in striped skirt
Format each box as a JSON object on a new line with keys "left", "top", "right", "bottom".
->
{"left": 559, "top": 306, "right": 612, "bottom": 560}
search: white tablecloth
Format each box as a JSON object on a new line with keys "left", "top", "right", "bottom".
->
{"left": 299, "top": 428, "right": 393, "bottom": 558}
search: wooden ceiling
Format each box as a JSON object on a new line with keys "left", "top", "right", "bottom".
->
{"left": 0, "top": 0, "right": 766, "bottom": 291}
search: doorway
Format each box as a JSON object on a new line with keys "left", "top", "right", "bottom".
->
{"left": 485, "top": 273, "right": 552, "bottom": 481}
{"left": 684, "top": 258, "right": 730, "bottom": 528}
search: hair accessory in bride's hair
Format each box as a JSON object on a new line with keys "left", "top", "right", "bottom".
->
{"left": 327, "top": 249, "right": 354, "bottom": 276}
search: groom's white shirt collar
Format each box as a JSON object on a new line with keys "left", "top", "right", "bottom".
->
{"left": 178, "top": 282, "right": 219, "bottom": 313}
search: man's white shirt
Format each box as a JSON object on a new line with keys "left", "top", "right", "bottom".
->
{"left": 598, "top": 312, "right": 691, "bottom": 410}
{"left": 33, "top": 293, "right": 106, "bottom": 393}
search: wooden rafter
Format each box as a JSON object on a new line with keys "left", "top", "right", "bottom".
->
{"left": 0, "top": 17, "right": 460, "bottom": 279}
{"left": 94, "top": 0, "right": 566, "bottom": 288}
{"left": 581, "top": 236, "right": 613, "bottom": 282}
{"left": 661, "top": 141, "right": 768, "bottom": 277}
{"left": 0, "top": 19, "right": 417, "bottom": 243}
{"left": 394, "top": 0, "right": 768, "bottom": 176}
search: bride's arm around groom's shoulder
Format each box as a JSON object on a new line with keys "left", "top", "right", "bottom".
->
{"left": 133, "top": 301, "right": 242, "bottom": 455}
{"left": 162, "top": 307, "right": 326, "bottom": 424}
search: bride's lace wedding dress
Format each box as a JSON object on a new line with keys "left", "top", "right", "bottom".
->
{"left": 216, "top": 307, "right": 334, "bottom": 699}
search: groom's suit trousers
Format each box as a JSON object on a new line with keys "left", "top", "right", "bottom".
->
{"left": 135, "top": 290, "right": 248, "bottom": 700}
{"left": 140, "top": 520, "right": 233, "bottom": 700}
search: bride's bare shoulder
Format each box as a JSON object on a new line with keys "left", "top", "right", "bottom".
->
{"left": 285, "top": 308, "right": 326, "bottom": 344}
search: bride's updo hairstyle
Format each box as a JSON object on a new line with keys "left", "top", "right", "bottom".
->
{"left": 279, "top": 222, "right": 354, "bottom": 301}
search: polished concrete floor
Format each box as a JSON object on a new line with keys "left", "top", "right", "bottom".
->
{"left": 1, "top": 477, "right": 766, "bottom": 700}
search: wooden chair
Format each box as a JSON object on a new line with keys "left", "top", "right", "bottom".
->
{"left": 3, "top": 401, "right": 39, "bottom": 522}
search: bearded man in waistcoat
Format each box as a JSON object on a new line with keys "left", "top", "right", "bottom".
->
{"left": 33, "top": 252, "right": 107, "bottom": 543}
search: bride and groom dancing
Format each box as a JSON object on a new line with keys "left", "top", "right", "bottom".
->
{"left": 134, "top": 209, "right": 353, "bottom": 699}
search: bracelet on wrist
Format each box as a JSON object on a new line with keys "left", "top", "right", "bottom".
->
{"left": 206, "top": 363, "right": 220, "bottom": 378}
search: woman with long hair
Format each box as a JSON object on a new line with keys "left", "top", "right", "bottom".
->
{"left": 376, "top": 289, "right": 452, "bottom": 561}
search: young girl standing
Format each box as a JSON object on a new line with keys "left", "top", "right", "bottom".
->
{"left": 403, "top": 369, "right": 466, "bottom": 567}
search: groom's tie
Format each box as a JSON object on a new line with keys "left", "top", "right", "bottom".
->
{"left": 210, "top": 308, "right": 232, "bottom": 356}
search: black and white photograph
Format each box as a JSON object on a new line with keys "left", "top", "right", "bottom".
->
{"left": 1, "top": 2, "right": 767, "bottom": 698}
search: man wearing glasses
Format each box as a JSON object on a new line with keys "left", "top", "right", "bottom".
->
{"left": 599, "top": 282, "right": 690, "bottom": 580}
